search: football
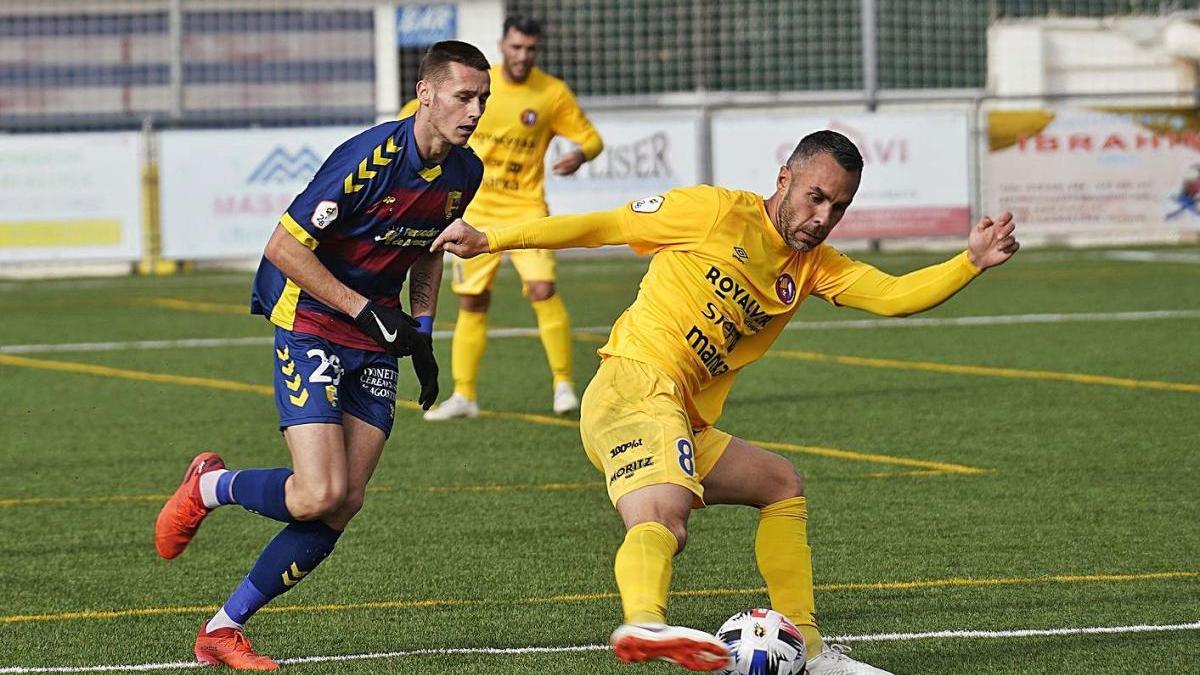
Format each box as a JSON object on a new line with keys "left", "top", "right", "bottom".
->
{"left": 715, "top": 609, "right": 807, "bottom": 675}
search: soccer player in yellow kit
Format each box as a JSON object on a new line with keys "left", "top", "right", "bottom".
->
{"left": 433, "top": 130, "right": 1020, "bottom": 673}
{"left": 402, "top": 16, "right": 604, "bottom": 419}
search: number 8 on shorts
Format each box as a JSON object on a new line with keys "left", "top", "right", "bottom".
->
{"left": 676, "top": 438, "right": 695, "bottom": 476}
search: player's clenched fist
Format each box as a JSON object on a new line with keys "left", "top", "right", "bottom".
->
{"left": 353, "top": 302, "right": 440, "bottom": 409}
{"left": 430, "top": 218, "right": 491, "bottom": 258}
{"left": 353, "top": 301, "right": 426, "bottom": 358}
{"left": 967, "top": 211, "right": 1020, "bottom": 271}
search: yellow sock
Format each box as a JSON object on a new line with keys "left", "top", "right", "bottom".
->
{"left": 531, "top": 294, "right": 573, "bottom": 387}
{"left": 450, "top": 309, "right": 488, "bottom": 401}
{"left": 756, "top": 496, "right": 823, "bottom": 660}
{"left": 614, "top": 521, "right": 677, "bottom": 625}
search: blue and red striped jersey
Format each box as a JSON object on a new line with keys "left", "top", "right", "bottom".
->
{"left": 251, "top": 118, "right": 482, "bottom": 350}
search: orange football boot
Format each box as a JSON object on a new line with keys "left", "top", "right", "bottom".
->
{"left": 611, "top": 623, "right": 731, "bottom": 671}
{"left": 194, "top": 625, "right": 279, "bottom": 671}
{"left": 154, "top": 451, "right": 225, "bottom": 559}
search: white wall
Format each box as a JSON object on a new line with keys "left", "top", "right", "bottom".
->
{"left": 989, "top": 17, "right": 1198, "bottom": 105}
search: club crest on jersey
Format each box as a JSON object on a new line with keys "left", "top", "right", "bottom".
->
{"left": 520, "top": 109, "right": 537, "bottom": 126}
{"left": 631, "top": 195, "right": 664, "bottom": 213}
{"left": 775, "top": 273, "right": 796, "bottom": 304}
{"left": 445, "top": 191, "right": 462, "bottom": 218}
{"left": 311, "top": 201, "right": 338, "bottom": 229}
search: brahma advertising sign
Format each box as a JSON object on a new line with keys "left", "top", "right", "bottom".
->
{"left": 986, "top": 108, "right": 1200, "bottom": 242}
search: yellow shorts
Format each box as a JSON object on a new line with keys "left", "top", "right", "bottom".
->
{"left": 450, "top": 249, "right": 557, "bottom": 296}
{"left": 580, "top": 357, "right": 732, "bottom": 508}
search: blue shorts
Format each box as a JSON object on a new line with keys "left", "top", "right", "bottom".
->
{"left": 273, "top": 327, "right": 399, "bottom": 436}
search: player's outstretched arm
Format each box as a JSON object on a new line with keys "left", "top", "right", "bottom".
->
{"left": 430, "top": 219, "right": 490, "bottom": 258}
{"left": 433, "top": 210, "right": 629, "bottom": 258}
{"left": 822, "top": 213, "right": 1019, "bottom": 317}
{"left": 967, "top": 211, "right": 1020, "bottom": 271}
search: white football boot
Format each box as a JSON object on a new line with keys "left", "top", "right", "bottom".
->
{"left": 610, "top": 623, "right": 730, "bottom": 672}
{"left": 806, "top": 643, "right": 894, "bottom": 675}
{"left": 552, "top": 382, "right": 579, "bottom": 415}
{"left": 422, "top": 393, "right": 479, "bottom": 421}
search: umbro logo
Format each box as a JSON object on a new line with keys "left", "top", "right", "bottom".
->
{"left": 733, "top": 246, "right": 749, "bottom": 263}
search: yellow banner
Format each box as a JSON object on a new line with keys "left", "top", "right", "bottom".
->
{"left": 0, "top": 219, "right": 122, "bottom": 248}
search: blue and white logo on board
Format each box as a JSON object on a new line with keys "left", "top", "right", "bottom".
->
{"left": 245, "top": 146, "right": 323, "bottom": 185}
{"left": 396, "top": 5, "right": 456, "bottom": 47}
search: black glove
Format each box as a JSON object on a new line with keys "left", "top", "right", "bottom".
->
{"left": 410, "top": 333, "right": 439, "bottom": 410}
{"left": 353, "top": 301, "right": 423, "bottom": 358}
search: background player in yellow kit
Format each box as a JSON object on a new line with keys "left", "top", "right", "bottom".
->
{"left": 432, "top": 130, "right": 1019, "bottom": 673}
{"left": 403, "top": 16, "right": 604, "bottom": 419}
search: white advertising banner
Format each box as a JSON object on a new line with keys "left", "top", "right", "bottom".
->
{"left": 712, "top": 111, "right": 971, "bottom": 240}
{"left": 986, "top": 108, "right": 1200, "bottom": 241}
{"left": 159, "top": 126, "right": 363, "bottom": 259}
{"left": 0, "top": 132, "right": 143, "bottom": 262}
{"left": 544, "top": 112, "right": 701, "bottom": 215}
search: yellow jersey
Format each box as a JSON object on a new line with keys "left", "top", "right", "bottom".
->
{"left": 401, "top": 65, "right": 602, "bottom": 225}
{"left": 487, "top": 185, "right": 981, "bottom": 429}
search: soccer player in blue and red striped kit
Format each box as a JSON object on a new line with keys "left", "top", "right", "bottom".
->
{"left": 153, "top": 41, "right": 489, "bottom": 670}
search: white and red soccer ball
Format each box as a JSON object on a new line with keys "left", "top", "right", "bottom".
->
{"left": 715, "top": 608, "right": 807, "bottom": 675}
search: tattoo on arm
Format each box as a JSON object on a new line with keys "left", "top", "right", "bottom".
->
{"left": 409, "top": 267, "right": 435, "bottom": 312}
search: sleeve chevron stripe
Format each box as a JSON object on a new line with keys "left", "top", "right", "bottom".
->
{"left": 357, "top": 158, "right": 377, "bottom": 181}
{"left": 343, "top": 138, "right": 401, "bottom": 194}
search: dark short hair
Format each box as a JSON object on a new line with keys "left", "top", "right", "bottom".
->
{"left": 787, "top": 130, "right": 864, "bottom": 173}
{"left": 503, "top": 15, "right": 542, "bottom": 37}
{"left": 418, "top": 40, "right": 489, "bottom": 82}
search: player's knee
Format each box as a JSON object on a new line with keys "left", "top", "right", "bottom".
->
{"left": 758, "top": 461, "right": 805, "bottom": 506}
{"left": 525, "top": 282, "right": 555, "bottom": 302}
{"left": 637, "top": 516, "right": 689, "bottom": 553}
{"left": 780, "top": 467, "right": 805, "bottom": 499}
{"left": 290, "top": 482, "right": 347, "bottom": 520}
{"left": 338, "top": 490, "right": 366, "bottom": 520}
{"left": 771, "top": 465, "right": 805, "bottom": 503}
{"left": 460, "top": 292, "right": 490, "bottom": 312}
{"left": 322, "top": 490, "right": 365, "bottom": 529}
{"left": 665, "top": 520, "right": 689, "bottom": 553}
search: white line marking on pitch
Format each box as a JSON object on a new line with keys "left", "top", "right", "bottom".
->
{"left": 3, "top": 310, "right": 1199, "bottom": 355}
{"left": 1102, "top": 250, "right": 1200, "bottom": 264}
{"left": 779, "top": 309, "right": 1200, "bottom": 331}
{"left": 1, "top": 621, "right": 1196, "bottom": 673}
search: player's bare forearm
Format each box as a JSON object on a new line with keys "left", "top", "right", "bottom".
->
{"left": 408, "top": 250, "right": 443, "bottom": 318}
{"left": 263, "top": 223, "right": 367, "bottom": 317}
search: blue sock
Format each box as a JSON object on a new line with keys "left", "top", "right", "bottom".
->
{"left": 226, "top": 468, "right": 294, "bottom": 522}
{"left": 218, "top": 521, "right": 343, "bottom": 626}
{"left": 214, "top": 470, "right": 237, "bottom": 505}
{"left": 219, "top": 576, "right": 270, "bottom": 626}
